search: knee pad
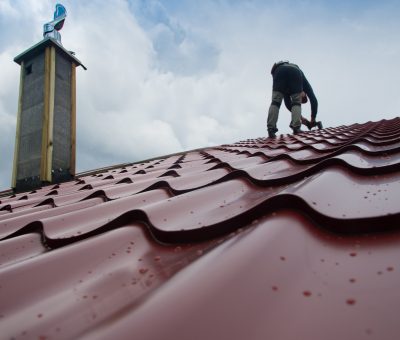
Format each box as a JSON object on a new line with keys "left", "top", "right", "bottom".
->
{"left": 290, "top": 93, "right": 302, "bottom": 106}
{"left": 271, "top": 100, "right": 282, "bottom": 108}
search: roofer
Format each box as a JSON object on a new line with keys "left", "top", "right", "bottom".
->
{"left": 267, "top": 61, "right": 318, "bottom": 138}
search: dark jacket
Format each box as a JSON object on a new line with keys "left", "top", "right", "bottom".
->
{"left": 284, "top": 73, "right": 318, "bottom": 118}
{"left": 271, "top": 62, "right": 318, "bottom": 118}
{"left": 272, "top": 63, "right": 303, "bottom": 95}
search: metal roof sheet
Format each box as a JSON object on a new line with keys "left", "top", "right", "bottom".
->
{"left": 1, "top": 117, "right": 400, "bottom": 339}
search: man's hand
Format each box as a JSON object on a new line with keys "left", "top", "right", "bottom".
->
{"left": 310, "top": 117, "right": 323, "bottom": 130}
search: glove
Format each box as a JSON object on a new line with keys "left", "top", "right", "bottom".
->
{"left": 310, "top": 117, "right": 323, "bottom": 130}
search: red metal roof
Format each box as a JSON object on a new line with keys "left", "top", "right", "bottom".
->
{"left": 1, "top": 117, "right": 400, "bottom": 339}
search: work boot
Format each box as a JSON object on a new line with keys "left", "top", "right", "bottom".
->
{"left": 292, "top": 126, "right": 302, "bottom": 135}
{"left": 268, "top": 128, "right": 278, "bottom": 138}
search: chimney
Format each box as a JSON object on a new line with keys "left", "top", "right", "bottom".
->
{"left": 11, "top": 5, "right": 86, "bottom": 192}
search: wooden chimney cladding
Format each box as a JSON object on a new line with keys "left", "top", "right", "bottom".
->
{"left": 12, "top": 38, "right": 84, "bottom": 192}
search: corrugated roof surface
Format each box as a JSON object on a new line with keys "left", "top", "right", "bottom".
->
{"left": 1, "top": 117, "right": 400, "bottom": 339}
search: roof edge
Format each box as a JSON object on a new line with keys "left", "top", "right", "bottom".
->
{"left": 75, "top": 145, "right": 214, "bottom": 178}
{"left": 0, "top": 146, "right": 215, "bottom": 196}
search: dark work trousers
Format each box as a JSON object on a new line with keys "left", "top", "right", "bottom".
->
{"left": 267, "top": 64, "right": 303, "bottom": 132}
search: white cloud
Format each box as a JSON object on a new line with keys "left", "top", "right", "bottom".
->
{"left": 1, "top": 0, "right": 400, "bottom": 190}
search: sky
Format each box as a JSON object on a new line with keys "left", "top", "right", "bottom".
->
{"left": 1, "top": 0, "right": 400, "bottom": 190}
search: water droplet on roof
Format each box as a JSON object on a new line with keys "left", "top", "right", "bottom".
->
{"left": 346, "top": 298, "right": 356, "bottom": 305}
{"left": 139, "top": 268, "right": 148, "bottom": 274}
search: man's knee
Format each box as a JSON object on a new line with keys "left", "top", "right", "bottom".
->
{"left": 290, "top": 92, "right": 302, "bottom": 106}
{"left": 271, "top": 91, "right": 284, "bottom": 107}
{"left": 271, "top": 100, "right": 282, "bottom": 108}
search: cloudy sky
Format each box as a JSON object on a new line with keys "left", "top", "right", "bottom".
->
{"left": 1, "top": 0, "right": 399, "bottom": 190}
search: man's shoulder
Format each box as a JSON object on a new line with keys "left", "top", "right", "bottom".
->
{"left": 271, "top": 61, "right": 289, "bottom": 74}
{"left": 271, "top": 61, "right": 302, "bottom": 74}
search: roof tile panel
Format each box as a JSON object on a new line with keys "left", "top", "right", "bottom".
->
{"left": 1, "top": 117, "right": 400, "bottom": 339}
{"left": 1, "top": 226, "right": 223, "bottom": 339}
{"left": 83, "top": 211, "right": 400, "bottom": 340}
